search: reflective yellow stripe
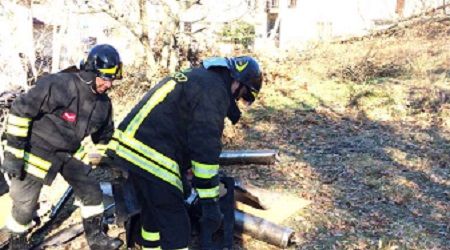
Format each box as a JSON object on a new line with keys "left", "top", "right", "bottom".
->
{"left": 73, "top": 146, "right": 87, "bottom": 160}
{"left": 107, "top": 141, "right": 116, "bottom": 151}
{"left": 197, "top": 186, "right": 220, "bottom": 199}
{"left": 125, "top": 80, "right": 177, "bottom": 136}
{"left": 113, "top": 130, "right": 179, "bottom": 176}
{"left": 24, "top": 152, "right": 51, "bottom": 171}
{"left": 4, "top": 145, "right": 25, "bottom": 158}
{"left": 6, "top": 124, "right": 28, "bottom": 137}
{"left": 7, "top": 114, "right": 31, "bottom": 127}
{"left": 22, "top": 152, "right": 51, "bottom": 179}
{"left": 6, "top": 216, "right": 31, "bottom": 233}
{"left": 191, "top": 160, "right": 219, "bottom": 179}
{"left": 98, "top": 65, "right": 118, "bottom": 74}
{"left": 142, "top": 228, "right": 160, "bottom": 241}
{"left": 251, "top": 90, "right": 258, "bottom": 98}
{"left": 95, "top": 144, "right": 108, "bottom": 155}
{"left": 142, "top": 247, "right": 162, "bottom": 250}
{"left": 73, "top": 146, "right": 90, "bottom": 164}
{"left": 109, "top": 140, "right": 182, "bottom": 191}
{"left": 80, "top": 203, "right": 104, "bottom": 218}
{"left": 24, "top": 163, "right": 47, "bottom": 179}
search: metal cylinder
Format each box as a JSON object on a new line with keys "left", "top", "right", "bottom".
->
{"left": 234, "top": 209, "right": 295, "bottom": 248}
{"left": 219, "top": 150, "right": 280, "bottom": 166}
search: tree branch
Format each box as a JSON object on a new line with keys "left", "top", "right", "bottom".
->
{"left": 72, "top": 0, "right": 144, "bottom": 41}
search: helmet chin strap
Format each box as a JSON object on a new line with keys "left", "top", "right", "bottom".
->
{"left": 77, "top": 73, "right": 101, "bottom": 94}
{"left": 90, "top": 80, "right": 100, "bottom": 94}
{"left": 77, "top": 72, "right": 94, "bottom": 85}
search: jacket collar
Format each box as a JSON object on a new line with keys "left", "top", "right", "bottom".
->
{"left": 206, "top": 67, "right": 242, "bottom": 124}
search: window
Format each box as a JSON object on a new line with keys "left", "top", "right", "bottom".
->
{"left": 288, "top": 0, "right": 297, "bottom": 8}
{"left": 270, "top": 0, "right": 279, "bottom": 8}
{"left": 316, "top": 22, "right": 332, "bottom": 40}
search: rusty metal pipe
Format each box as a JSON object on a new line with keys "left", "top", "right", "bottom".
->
{"left": 219, "top": 150, "right": 280, "bottom": 166}
{"left": 234, "top": 209, "right": 295, "bottom": 248}
{"left": 186, "top": 191, "right": 295, "bottom": 248}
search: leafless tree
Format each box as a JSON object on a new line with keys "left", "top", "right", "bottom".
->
{"left": 72, "top": 0, "right": 249, "bottom": 82}
{"left": 0, "top": 1, "right": 34, "bottom": 90}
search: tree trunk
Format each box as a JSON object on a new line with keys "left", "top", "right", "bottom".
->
{"left": 158, "top": 1, "right": 183, "bottom": 73}
{"left": 443, "top": 0, "right": 447, "bottom": 15}
{"left": 23, "top": 1, "right": 37, "bottom": 86}
{"left": 139, "top": 0, "right": 156, "bottom": 81}
{"left": 13, "top": 0, "right": 35, "bottom": 88}
{"left": 0, "top": 2, "right": 27, "bottom": 90}
{"left": 269, "top": 16, "right": 281, "bottom": 40}
{"left": 51, "top": 0, "right": 68, "bottom": 73}
{"left": 168, "top": 30, "right": 180, "bottom": 72}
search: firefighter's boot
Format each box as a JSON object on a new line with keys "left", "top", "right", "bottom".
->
{"left": 8, "top": 232, "right": 30, "bottom": 250}
{"left": 82, "top": 214, "right": 122, "bottom": 250}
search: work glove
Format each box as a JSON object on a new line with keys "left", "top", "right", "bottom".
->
{"left": 200, "top": 199, "right": 223, "bottom": 234}
{"left": 96, "top": 155, "right": 115, "bottom": 168}
{"left": 0, "top": 152, "right": 24, "bottom": 179}
{"left": 88, "top": 164, "right": 115, "bottom": 182}
{"left": 88, "top": 156, "right": 127, "bottom": 183}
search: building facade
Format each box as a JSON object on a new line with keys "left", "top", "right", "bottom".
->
{"left": 256, "top": 0, "right": 449, "bottom": 50}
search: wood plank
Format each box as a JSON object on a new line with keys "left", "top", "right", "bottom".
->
{"left": 234, "top": 192, "right": 311, "bottom": 224}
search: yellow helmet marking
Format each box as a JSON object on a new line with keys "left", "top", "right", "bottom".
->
{"left": 235, "top": 61, "right": 249, "bottom": 72}
{"left": 98, "top": 65, "right": 118, "bottom": 74}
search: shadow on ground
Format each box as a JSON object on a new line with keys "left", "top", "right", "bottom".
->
{"left": 227, "top": 100, "right": 449, "bottom": 249}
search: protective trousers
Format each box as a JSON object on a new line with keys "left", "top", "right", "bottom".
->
{"left": 0, "top": 172, "right": 8, "bottom": 196}
{"left": 7, "top": 155, "right": 103, "bottom": 232}
{"left": 130, "top": 173, "right": 190, "bottom": 250}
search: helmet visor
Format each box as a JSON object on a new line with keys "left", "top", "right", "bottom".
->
{"left": 97, "top": 62, "right": 123, "bottom": 80}
{"left": 241, "top": 73, "right": 262, "bottom": 105}
{"left": 242, "top": 86, "right": 258, "bottom": 104}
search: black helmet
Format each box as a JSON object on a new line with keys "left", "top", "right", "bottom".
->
{"left": 226, "top": 56, "right": 262, "bottom": 104}
{"left": 80, "top": 44, "right": 122, "bottom": 80}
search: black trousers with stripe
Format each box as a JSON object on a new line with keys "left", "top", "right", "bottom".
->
{"left": 0, "top": 172, "right": 8, "bottom": 196}
{"left": 130, "top": 173, "right": 191, "bottom": 249}
{"left": 9, "top": 155, "right": 103, "bottom": 226}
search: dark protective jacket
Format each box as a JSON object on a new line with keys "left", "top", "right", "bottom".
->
{"left": 107, "top": 67, "right": 233, "bottom": 201}
{"left": 4, "top": 71, "right": 114, "bottom": 185}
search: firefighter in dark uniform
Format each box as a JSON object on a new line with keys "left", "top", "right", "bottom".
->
{"left": 0, "top": 44, "right": 123, "bottom": 250}
{"left": 105, "top": 56, "right": 263, "bottom": 249}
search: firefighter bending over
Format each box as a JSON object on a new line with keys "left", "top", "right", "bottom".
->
{"left": 105, "top": 56, "right": 263, "bottom": 249}
{"left": 0, "top": 44, "right": 123, "bottom": 250}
